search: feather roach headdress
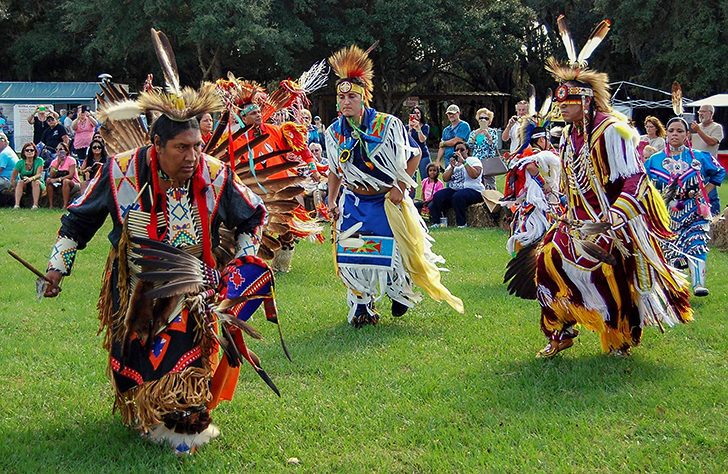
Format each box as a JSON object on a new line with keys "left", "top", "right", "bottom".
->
{"left": 329, "top": 44, "right": 375, "bottom": 106}
{"left": 99, "top": 28, "right": 223, "bottom": 123}
{"left": 516, "top": 84, "right": 554, "bottom": 154}
{"left": 214, "top": 73, "right": 267, "bottom": 116}
{"left": 261, "top": 60, "right": 330, "bottom": 122}
{"left": 546, "top": 16, "right": 612, "bottom": 113}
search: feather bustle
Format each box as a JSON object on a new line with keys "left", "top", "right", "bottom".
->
{"left": 528, "top": 84, "right": 537, "bottom": 116}
{"left": 540, "top": 89, "right": 553, "bottom": 118}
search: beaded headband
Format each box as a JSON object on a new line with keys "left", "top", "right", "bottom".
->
{"left": 240, "top": 103, "right": 260, "bottom": 115}
{"left": 337, "top": 80, "right": 366, "bottom": 99}
{"left": 666, "top": 116, "right": 689, "bottom": 130}
{"left": 555, "top": 84, "right": 593, "bottom": 103}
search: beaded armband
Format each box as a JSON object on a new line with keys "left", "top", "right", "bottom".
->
{"left": 47, "top": 235, "right": 79, "bottom": 276}
{"left": 531, "top": 173, "right": 546, "bottom": 188}
{"left": 235, "top": 231, "right": 261, "bottom": 258}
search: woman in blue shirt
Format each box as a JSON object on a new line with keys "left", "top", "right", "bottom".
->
{"left": 406, "top": 106, "right": 430, "bottom": 181}
{"left": 467, "top": 107, "right": 499, "bottom": 190}
{"left": 644, "top": 117, "right": 725, "bottom": 296}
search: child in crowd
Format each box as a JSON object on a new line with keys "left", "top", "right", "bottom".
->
{"left": 415, "top": 162, "right": 444, "bottom": 220}
{"left": 642, "top": 145, "right": 657, "bottom": 163}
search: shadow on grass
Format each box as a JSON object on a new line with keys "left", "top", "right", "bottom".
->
{"left": 278, "top": 316, "right": 439, "bottom": 368}
{"left": 1, "top": 417, "right": 197, "bottom": 471}
{"left": 459, "top": 348, "right": 680, "bottom": 418}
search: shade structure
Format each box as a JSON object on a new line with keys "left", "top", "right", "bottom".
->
{"left": 687, "top": 94, "right": 728, "bottom": 108}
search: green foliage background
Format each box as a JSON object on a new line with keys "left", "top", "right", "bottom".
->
{"left": 1, "top": 0, "right": 727, "bottom": 114}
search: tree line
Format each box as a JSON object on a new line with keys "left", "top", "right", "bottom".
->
{"left": 2, "top": 0, "right": 726, "bottom": 114}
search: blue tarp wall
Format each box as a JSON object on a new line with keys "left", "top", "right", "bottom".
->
{"left": 0, "top": 82, "right": 101, "bottom": 103}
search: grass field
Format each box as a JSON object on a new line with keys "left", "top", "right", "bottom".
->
{"left": 1, "top": 207, "right": 727, "bottom": 473}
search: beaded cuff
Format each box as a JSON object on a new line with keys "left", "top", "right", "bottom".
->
{"left": 235, "top": 231, "right": 261, "bottom": 258}
{"left": 47, "top": 235, "right": 79, "bottom": 276}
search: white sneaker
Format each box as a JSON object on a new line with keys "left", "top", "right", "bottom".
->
{"left": 31, "top": 205, "right": 39, "bottom": 210}
{"left": 458, "top": 224, "right": 468, "bottom": 228}
{"left": 13, "top": 205, "right": 20, "bottom": 209}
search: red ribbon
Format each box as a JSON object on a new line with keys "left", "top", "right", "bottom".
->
{"left": 228, "top": 113, "right": 236, "bottom": 171}
{"left": 147, "top": 145, "right": 214, "bottom": 268}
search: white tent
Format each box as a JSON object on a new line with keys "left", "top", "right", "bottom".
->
{"left": 610, "top": 81, "right": 693, "bottom": 109}
{"left": 687, "top": 94, "right": 728, "bottom": 108}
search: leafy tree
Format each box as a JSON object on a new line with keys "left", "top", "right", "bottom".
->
{"left": 4, "top": 0, "right": 727, "bottom": 110}
{"left": 593, "top": 0, "right": 728, "bottom": 98}
{"left": 307, "top": 0, "right": 540, "bottom": 115}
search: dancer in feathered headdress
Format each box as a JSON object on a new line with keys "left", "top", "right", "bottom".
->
{"left": 203, "top": 64, "right": 329, "bottom": 273}
{"left": 43, "top": 28, "right": 287, "bottom": 455}
{"left": 504, "top": 16, "right": 693, "bottom": 358}
{"left": 643, "top": 82, "right": 725, "bottom": 296}
{"left": 502, "top": 85, "right": 562, "bottom": 257}
{"left": 325, "top": 44, "right": 463, "bottom": 328}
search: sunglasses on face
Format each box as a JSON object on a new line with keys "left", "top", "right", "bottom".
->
{"left": 478, "top": 117, "right": 490, "bottom": 121}
{"left": 91, "top": 146, "right": 102, "bottom": 150}
{"left": 24, "top": 148, "right": 35, "bottom": 153}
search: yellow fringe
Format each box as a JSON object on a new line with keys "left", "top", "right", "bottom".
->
{"left": 602, "top": 262, "right": 622, "bottom": 314}
{"left": 599, "top": 312, "right": 633, "bottom": 352}
{"left": 384, "top": 195, "right": 464, "bottom": 313}
{"left": 541, "top": 241, "right": 637, "bottom": 351}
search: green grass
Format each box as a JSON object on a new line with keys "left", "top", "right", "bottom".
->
{"left": 1, "top": 208, "right": 727, "bottom": 472}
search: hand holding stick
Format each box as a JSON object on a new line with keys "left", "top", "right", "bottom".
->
{"left": 7, "top": 250, "right": 61, "bottom": 300}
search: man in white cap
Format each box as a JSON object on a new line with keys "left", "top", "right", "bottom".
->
{"left": 435, "top": 104, "right": 470, "bottom": 171}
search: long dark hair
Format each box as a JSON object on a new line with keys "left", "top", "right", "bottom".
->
{"left": 412, "top": 106, "right": 427, "bottom": 125}
{"left": 84, "top": 139, "right": 107, "bottom": 168}
{"left": 149, "top": 115, "right": 200, "bottom": 147}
